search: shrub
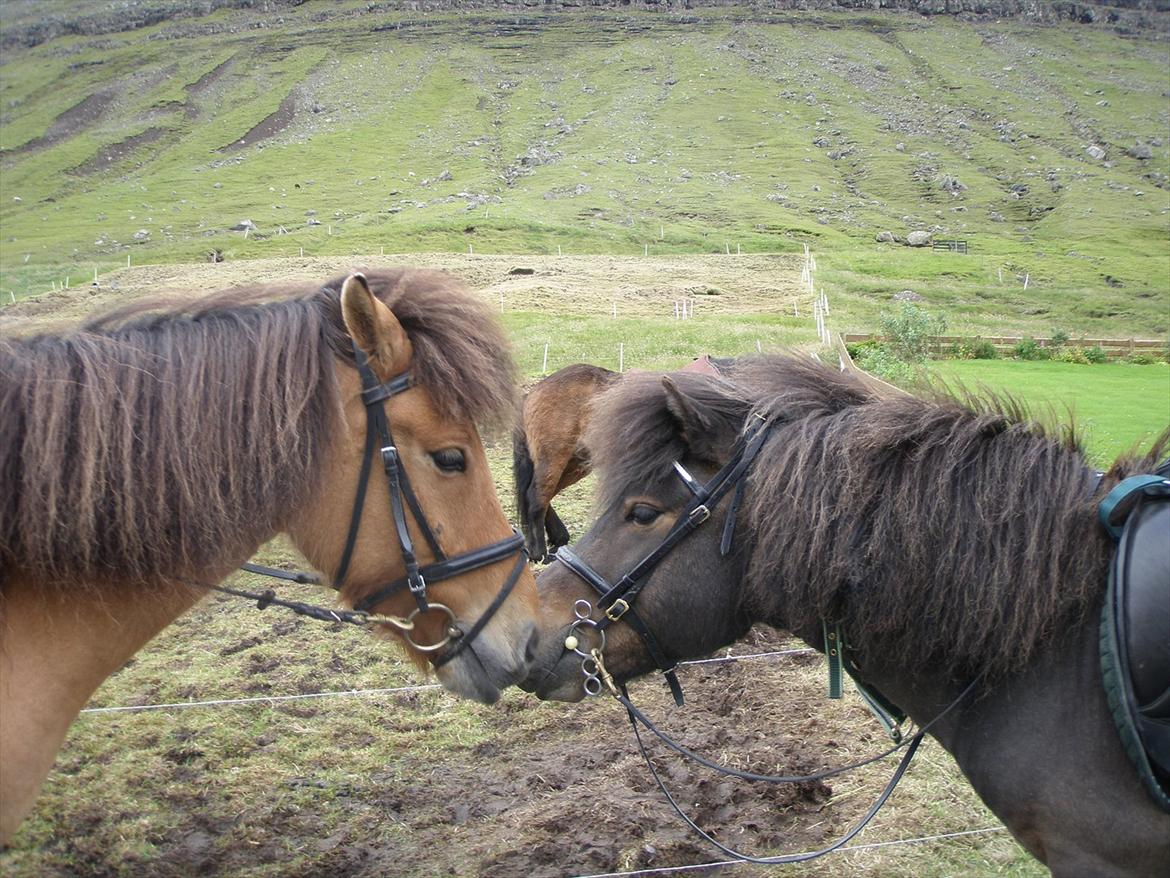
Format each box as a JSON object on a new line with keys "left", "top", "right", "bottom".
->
{"left": 855, "top": 345, "right": 917, "bottom": 386}
{"left": 1014, "top": 337, "right": 1049, "bottom": 361}
{"left": 846, "top": 340, "right": 882, "bottom": 360}
{"left": 1049, "top": 329, "right": 1070, "bottom": 348}
{"left": 949, "top": 341, "right": 975, "bottom": 359}
{"left": 877, "top": 302, "right": 947, "bottom": 363}
{"left": 1057, "top": 347, "right": 1092, "bottom": 365}
{"left": 1083, "top": 345, "right": 1108, "bottom": 364}
{"left": 970, "top": 339, "right": 999, "bottom": 360}
{"left": 1128, "top": 352, "right": 1158, "bottom": 365}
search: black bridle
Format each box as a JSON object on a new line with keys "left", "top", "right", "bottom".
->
{"left": 554, "top": 413, "right": 774, "bottom": 705}
{"left": 327, "top": 345, "right": 529, "bottom": 668}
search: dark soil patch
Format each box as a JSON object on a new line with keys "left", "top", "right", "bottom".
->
{"left": 2, "top": 89, "right": 118, "bottom": 157}
{"left": 217, "top": 91, "right": 297, "bottom": 152}
{"left": 185, "top": 56, "right": 236, "bottom": 110}
{"left": 70, "top": 126, "right": 167, "bottom": 176}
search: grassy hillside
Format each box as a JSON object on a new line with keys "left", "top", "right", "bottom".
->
{"left": 1, "top": 2, "right": 1167, "bottom": 338}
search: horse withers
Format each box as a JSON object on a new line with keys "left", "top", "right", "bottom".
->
{"left": 521, "top": 355, "right": 1170, "bottom": 876}
{"left": 0, "top": 269, "right": 540, "bottom": 845}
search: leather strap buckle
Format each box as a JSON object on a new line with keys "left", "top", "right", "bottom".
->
{"left": 605, "top": 598, "right": 630, "bottom": 621}
{"left": 380, "top": 444, "right": 399, "bottom": 472}
{"left": 688, "top": 505, "right": 710, "bottom": 525}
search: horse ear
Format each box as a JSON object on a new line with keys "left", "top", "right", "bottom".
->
{"left": 663, "top": 375, "right": 744, "bottom": 462}
{"left": 341, "top": 273, "right": 413, "bottom": 379}
{"left": 662, "top": 376, "right": 715, "bottom": 460}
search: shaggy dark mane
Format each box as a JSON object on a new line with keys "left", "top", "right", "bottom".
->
{"left": 0, "top": 268, "right": 515, "bottom": 589}
{"left": 737, "top": 355, "right": 1168, "bottom": 679}
{"left": 585, "top": 353, "right": 1169, "bottom": 679}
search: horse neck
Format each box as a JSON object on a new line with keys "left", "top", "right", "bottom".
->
{"left": 0, "top": 572, "right": 213, "bottom": 843}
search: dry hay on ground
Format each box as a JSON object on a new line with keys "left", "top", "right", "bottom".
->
{"left": 1, "top": 253, "right": 808, "bottom": 332}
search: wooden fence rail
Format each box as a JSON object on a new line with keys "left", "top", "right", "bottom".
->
{"left": 842, "top": 334, "right": 1166, "bottom": 359}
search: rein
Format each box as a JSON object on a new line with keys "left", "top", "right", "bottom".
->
{"left": 202, "top": 343, "right": 528, "bottom": 667}
{"left": 594, "top": 642, "right": 984, "bottom": 865}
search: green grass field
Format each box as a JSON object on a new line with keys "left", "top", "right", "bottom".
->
{"left": 1, "top": 3, "right": 1168, "bottom": 341}
{"left": 928, "top": 359, "right": 1170, "bottom": 466}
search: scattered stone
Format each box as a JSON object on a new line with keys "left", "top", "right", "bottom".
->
{"left": 508, "top": 267, "right": 535, "bottom": 276}
{"left": 132, "top": 229, "right": 150, "bottom": 241}
{"left": 893, "top": 290, "right": 923, "bottom": 302}
{"left": 437, "top": 169, "right": 452, "bottom": 181}
{"left": 1126, "top": 143, "right": 1153, "bottom": 160}
{"left": 230, "top": 219, "right": 256, "bottom": 231}
{"left": 905, "top": 230, "right": 931, "bottom": 247}
{"left": 875, "top": 230, "right": 896, "bottom": 243}
{"left": 939, "top": 175, "right": 966, "bottom": 195}
{"left": 544, "top": 183, "right": 591, "bottom": 200}
{"left": 1085, "top": 144, "right": 1107, "bottom": 161}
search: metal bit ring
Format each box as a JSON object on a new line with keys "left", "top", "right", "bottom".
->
{"left": 401, "top": 602, "right": 460, "bottom": 652}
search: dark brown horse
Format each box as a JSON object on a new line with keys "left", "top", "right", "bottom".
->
{"left": 523, "top": 355, "right": 1170, "bottom": 875}
{"left": 513, "top": 356, "right": 731, "bottom": 562}
{"left": 0, "top": 269, "right": 540, "bottom": 845}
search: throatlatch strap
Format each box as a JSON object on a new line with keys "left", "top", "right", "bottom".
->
{"left": 333, "top": 410, "right": 379, "bottom": 589}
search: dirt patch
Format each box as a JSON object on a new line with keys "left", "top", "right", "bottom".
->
{"left": 69, "top": 126, "right": 168, "bottom": 176}
{"left": 185, "top": 56, "right": 236, "bottom": 110}
{"left": 218, "top": 91, "right": 298, "bottom": 152}
{"left": 2, "top": 89, "right": 117, "bottom": 157}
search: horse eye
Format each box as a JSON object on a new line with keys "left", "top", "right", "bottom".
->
{"left": 430, "top": 448, "right": 466, "bottom": 473}
{"left": 628, "top": 504, "right": 661, "bottom": 525}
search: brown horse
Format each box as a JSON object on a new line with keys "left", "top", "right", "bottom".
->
{"left": 513, "top": 363, "right": 621, "bottom": 562}
{"left": 0, "top": 269, "right": 540, "bottom": 845}
{"left": 513, "top": 356, "right": 732, "bottom": 562}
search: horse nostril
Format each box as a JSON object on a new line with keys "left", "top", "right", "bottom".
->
{"left": 524, "top": 627, "right": 540, "bottom": 665}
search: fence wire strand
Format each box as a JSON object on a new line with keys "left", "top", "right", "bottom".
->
{"left": 569, "top": 827, "right": 1008, "bottom": 878}
{"left": 79, "top": 647, "right": 816, "bottom": 714}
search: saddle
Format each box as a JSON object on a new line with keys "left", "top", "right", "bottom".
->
{"left": 1099, "top": 463, "right": 1170, "bottom": 813}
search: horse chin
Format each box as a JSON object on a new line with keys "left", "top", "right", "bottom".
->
{"left": 432, "top": 621, "right": 539, "bottom": 705}
{"left": 434, "top": 659, "right": 506, "bottom": 705}
{"left": 516, "top": 649, "right": 590, "bottom": 703}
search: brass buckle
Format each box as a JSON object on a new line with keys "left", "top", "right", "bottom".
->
{"left": 605, "top": 598, "right": 630, "bottom": 622}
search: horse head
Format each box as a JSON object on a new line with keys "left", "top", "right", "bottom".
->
{"left": 520, "top": 369, "right": 755, "bottom": 702}
{"left": 288, "top": 272, "right": 540, "bottom": 704}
